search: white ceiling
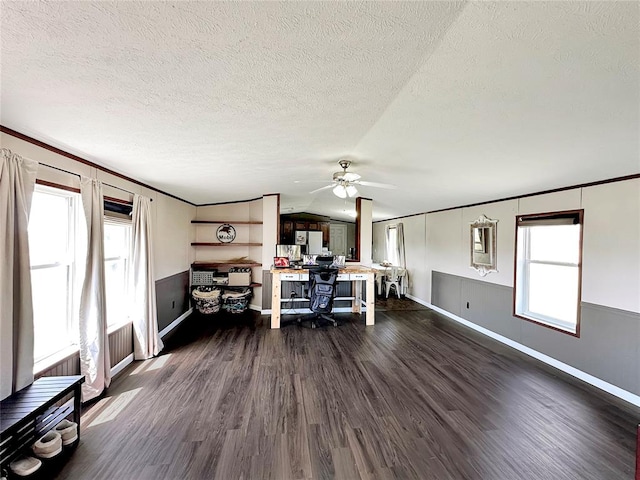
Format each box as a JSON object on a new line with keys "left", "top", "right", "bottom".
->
{"left": 1, "top": 1, "right": 638, "bottom": 221}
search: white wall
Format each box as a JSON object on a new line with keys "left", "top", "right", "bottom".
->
{"left": 581, "top": 179, "right": 640, "bottom": 312}
{"left": 373, "top": 178, "right": 639, "bottom": 315}
{"left": 155, "top": 193, "right": 195, "bottom": 280}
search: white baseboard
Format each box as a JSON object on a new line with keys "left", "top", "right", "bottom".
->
{"left": 111, "top": 353, "right": 134, "bottom": 377}
{"left": 158, "top": 307, "right": 193, "bottom": 339}
{"left": 408, "top": 295, "right": 640, "bottom": 408}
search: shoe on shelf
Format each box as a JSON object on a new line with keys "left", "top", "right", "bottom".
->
{"left": 54, "top": 419, "right": 78, "bottom": 445}
{"left": 32, "top": 430, "right": 62, "bottom": 458}
{"left": 9, "top": 456, "right": 42, "bottom": 477}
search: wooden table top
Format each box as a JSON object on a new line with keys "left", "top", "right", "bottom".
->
{"left": 271, "top": 266, "right": 375, "bottom": 274}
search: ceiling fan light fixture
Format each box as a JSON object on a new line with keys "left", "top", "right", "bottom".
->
{"left": 346, "top": 185, "right": 358, "bottom": 197}
{"left": 333, "top": 185, "right": 347, "bottom": 198}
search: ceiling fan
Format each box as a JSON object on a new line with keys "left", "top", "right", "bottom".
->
{"left": 309, "top": 159, "right": 396, "bottom": 198}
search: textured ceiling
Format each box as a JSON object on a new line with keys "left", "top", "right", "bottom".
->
{"left": 1, "top": 1, "right": 638, "bottom": 221}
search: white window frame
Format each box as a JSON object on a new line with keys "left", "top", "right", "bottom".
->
{"left": 29, "top": 184, "right": 82, "bottom": 367}
{"left": 514, "top": 210, "right": 583, "bottom": 336}
{"left": 103, "top": 215, "right": 132, "bottom": 331}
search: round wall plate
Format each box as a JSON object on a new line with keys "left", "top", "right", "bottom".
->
{"left": 216, "top": 224, "right": 236, "bottom": 243}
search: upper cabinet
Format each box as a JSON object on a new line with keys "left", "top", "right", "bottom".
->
{"left": 280, "top": 213, "right": 330, "bottom": 247}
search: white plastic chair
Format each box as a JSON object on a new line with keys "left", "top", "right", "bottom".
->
{"left": 384, "top": 267, "right": 406, "bottom": 299}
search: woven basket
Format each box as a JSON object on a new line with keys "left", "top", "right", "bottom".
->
{"left": 192, "top": 287, "right": 222, "bottom": 314}
{"left": 222, "top": 288, "right": 252, "bottom": 314}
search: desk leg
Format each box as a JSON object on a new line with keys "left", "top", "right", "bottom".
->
{"left": 271, "top": 272, "right": 281, "bottom": 329}
{"left": 352, "top": 280, "right": 362, "bottom": 314}
{"left": 366, "top": 274, "right": 375, "bottom": 326}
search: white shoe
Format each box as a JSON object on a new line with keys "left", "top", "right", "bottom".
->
{"left": 32, "top": 430, "right": 63, "bottom": 458}
{"left": 9, "top": 456, "right": 42, "bottom": 476}
{"left": 54, "top": 419, "right": 78, "bottom": 445}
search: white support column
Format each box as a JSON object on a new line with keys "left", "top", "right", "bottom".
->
{"left": 359, "top": 198, "right": 373, "bottom": 266}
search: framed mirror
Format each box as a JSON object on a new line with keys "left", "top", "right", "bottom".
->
{"left": 470, "top": 214, "right": 498, "bottom": 276}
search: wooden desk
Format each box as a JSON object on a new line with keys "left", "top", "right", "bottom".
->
{"left": 270, "top": 266, "right": 375, "bottom": 329}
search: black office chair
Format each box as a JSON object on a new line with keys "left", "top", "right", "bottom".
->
{"left": 299, "top": 266, "right": 339, "bottom": 328}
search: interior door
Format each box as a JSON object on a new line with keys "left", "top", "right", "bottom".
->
{"left": 329, "top": 224, "right": 347, "bottom": 256}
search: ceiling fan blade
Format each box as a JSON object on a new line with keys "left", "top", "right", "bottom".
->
{"left": 342, "top": 172, "right": 361, "bottom": 182}
{"left": 309, "top": 184, "right": 334, "bottom": 194}
{"left": 356, "top": 180, "right": 397, "bottom": 189}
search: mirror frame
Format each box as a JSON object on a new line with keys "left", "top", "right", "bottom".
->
{"left": 469, "top": 214, "right": 498, "bottom": 276}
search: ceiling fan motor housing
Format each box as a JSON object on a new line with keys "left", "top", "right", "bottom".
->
{"left": 334, "top": 159, "right": 361, "bottom": 182}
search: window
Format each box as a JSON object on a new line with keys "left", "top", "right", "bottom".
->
{"left": 385, "top": 225, "right": 399, "bottom": 265}
{"left": 28, "top": 184, "right": 133, "bottom": 367}
{"left": 514, "top": 210, "right": 583, "bottom": 335}
{"left": 103, "top": 218, "right": 131, "bottom": 328}
{"left": 28, "top": 185, "right": 81, "bottom": 362}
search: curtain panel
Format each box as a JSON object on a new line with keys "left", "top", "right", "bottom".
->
{"left": 0, "top": 148, "right": 38, "bottom": 400}
{"left": 396, "top": 223, "right": 407, "bottom": 294}
{"left": 130, "top": 194, "right": 163, "bottom": 360}
{"left": 79, "top": 178, "right": 111, "bottom": 401}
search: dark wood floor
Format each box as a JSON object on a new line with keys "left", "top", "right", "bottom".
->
{"left": 57, "top": 302, "right": 639, "bottom": 479}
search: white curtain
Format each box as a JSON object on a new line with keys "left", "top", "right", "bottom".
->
{"left": 396, "top": 222, "right": 407, "bottom": 294}
{"left": 79, "top": 178, "right": 111, "bottom": 401}
{"left": 396, "top": 223, "right": 406, "bottom": 269}
{"left": 0, "top": 149, "right": 38, "bottom": 400}
{"left": 130, "top": 194, "right": 163, "bottom": 360}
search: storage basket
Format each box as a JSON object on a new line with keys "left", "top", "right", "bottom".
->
{"left": 221, "top": 288, "right": 252, "bottom": 314}
{"left": 192, "top": 286, "right": 222, "bottom": 314}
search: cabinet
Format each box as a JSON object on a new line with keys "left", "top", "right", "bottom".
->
{"left": 280, "top": 214, "right": 330, "bottom": 247}
{"left": 191, "top": 220, "right": 263, "bottom": 287}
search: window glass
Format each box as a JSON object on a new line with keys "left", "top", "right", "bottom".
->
{"left": 28, "top": 192, "right": 70, "bottom": 266}
{"left": 527, "top": 263, "right": 579, "bottom": 324}
{"left": 529, "top": 225, "right": 580, "bottom": 264}
{"left": 104, "top": 220, "right": 131, "bottom": 327}
{"left": 31, "top": 265, "right": 73, "bottom": 360}
{"left": 104, "top": 223, "right": 128, "bottom": 259}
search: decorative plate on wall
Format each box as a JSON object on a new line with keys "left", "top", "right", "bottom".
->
{"left": 216, "top": 224, "right": 236, "bottom": 243}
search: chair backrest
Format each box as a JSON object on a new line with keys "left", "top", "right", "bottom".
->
{"left": 385, "top": 266, "right": 402, "bottom": 281}
{"left": 385, "top": 267, "right": 400, "bottom": 282}
{"left": 308, "top": 267, "right": 338, "bottom": 313}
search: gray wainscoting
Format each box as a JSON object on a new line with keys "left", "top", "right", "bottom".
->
{"left": 156, "top": 270, "right": 190, "bottom": 331}
{"left": 262, "top": 270, "right": 272, "bottom": 309}
{"left": 108, "top": 323, "right": 133, "bottom": 367}
{"left": 36, "top": 323, "right": 133, "bottom": 379}
{"left": 432, "top": 271, "right": 640, "bottom": 396}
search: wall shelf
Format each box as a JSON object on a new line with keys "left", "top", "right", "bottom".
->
{"left": 192, "top": 220, "right": 263, "bottom": 225}
{"left": 191, "top": 216, "right": 264, "bottom": 292}
{"left": 191, "top": 242, "right": 262, "bottom": 247}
